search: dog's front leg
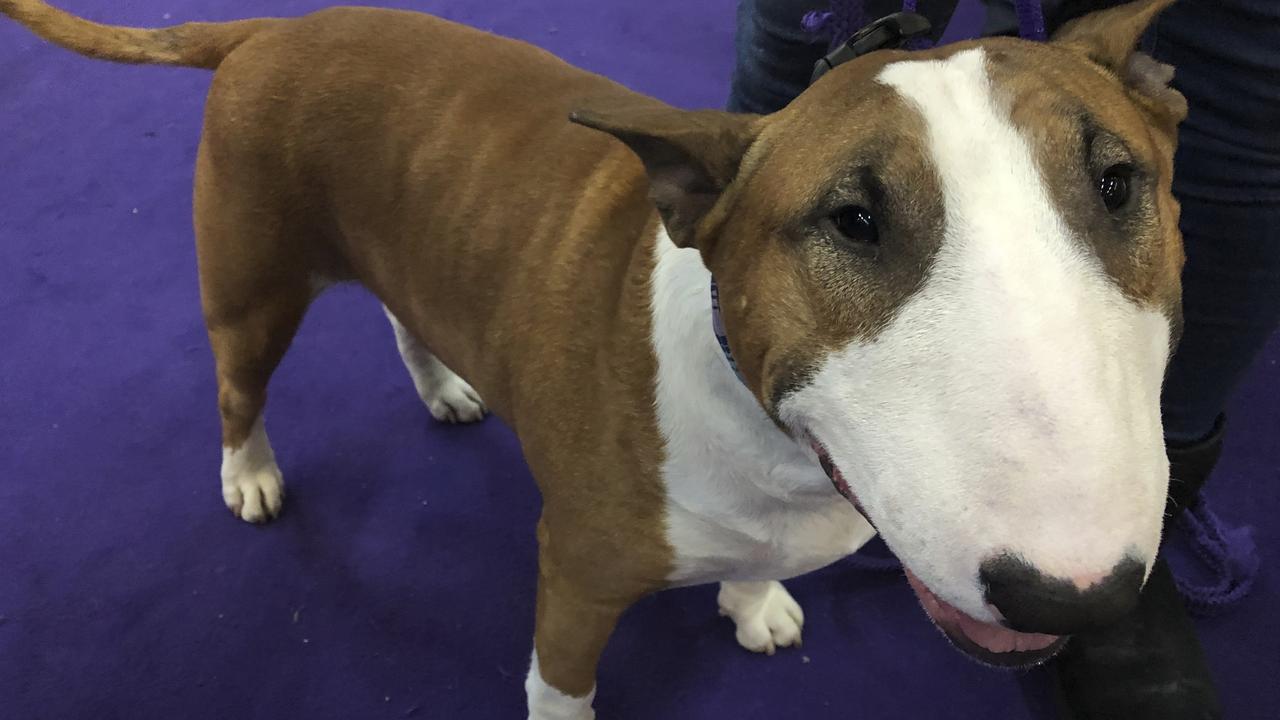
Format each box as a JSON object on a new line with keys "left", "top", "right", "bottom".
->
{"left": 525, "top": 556, "right": 634, "bottom": 720}
{"left": 718, "top": 580, "right": 805, "bottom": 655}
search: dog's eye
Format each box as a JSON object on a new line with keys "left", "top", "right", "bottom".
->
{"left": 832, "top": 205, "right": 878, "bottom": 245}
{"left": 1098, "top": 164, "right": 1133, "bottom": 212}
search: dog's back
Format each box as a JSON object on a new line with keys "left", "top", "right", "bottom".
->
{"left": 192, "top": 7, "right": 656, "bottom": 413}
{"left": 2, "top": 1, "right": 661, "bottom": 423}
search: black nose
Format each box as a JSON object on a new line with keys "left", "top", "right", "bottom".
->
{"left": 980, "top": 555, "right": 1146, "bottom": 635}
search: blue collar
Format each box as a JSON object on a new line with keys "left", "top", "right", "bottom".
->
{"left": 710, "top": 277, "right": 747, "bottom": 384}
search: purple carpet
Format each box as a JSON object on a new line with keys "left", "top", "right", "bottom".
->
{"left": 1, "top": 1, "right": 1276, "bottom": 718}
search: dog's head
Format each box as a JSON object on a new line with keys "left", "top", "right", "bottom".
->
{"left": 573, "top": 0, "right": 1185, "bottom": 665}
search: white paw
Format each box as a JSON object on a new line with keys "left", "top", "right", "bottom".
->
{"left": 718, "top": 581, "right": 805, "bottom": 655}
{"left": 424, "top": 375, "right": 487, "bottom": 424}
{"left": 222, "top": 464, "right": 284, "bottom": 523}
{"left": 527, "top": 652, "right": 596, "bottom": 720}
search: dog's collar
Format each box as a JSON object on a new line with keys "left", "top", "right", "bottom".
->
{"left": 710, "top": 277, "right": 747, "bottom": 384}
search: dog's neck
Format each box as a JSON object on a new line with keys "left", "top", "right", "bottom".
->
{"left": 648, "top": 228, "right": 831, "bottom": 499}
{"left": 650, "top": 227, "right": 868, "bottom": 587}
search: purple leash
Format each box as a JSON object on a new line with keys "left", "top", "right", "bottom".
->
{"left": 796, "top": 1, "right": 1261, "bottom": 614}
{"left": 802, "top": 1, "right": 865, "bottom": 49}
{"left": 1173, "top": 499, "right": 1260, "bottom": 616}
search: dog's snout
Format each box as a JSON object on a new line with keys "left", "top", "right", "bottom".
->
{"left": 980, "top": 555, "right": 1146, "bottom": 635}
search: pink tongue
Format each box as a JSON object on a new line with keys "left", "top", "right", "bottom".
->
{"left": 904, "top": 570, "right": 1060, "bottom": 654}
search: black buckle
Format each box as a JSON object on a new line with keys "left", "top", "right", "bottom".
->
{"left": 810, "top": 12, "right": 933, "bottom": 85}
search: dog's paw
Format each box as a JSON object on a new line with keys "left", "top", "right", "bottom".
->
{"left": 424, "top": 375, "right": 487, "bottom": 424}
{"left": 718, "top": 580, "right": 805, "bottom": 655}
{"left": 222, "top": 464, "right": 284, "bottom": 523}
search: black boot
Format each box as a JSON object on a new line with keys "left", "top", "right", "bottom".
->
{"left": 1051, "top": 418, "right": 1226, "bottom": 720}
{"left": 1166, "top": 415, "right": 1226, "bottom": 514}
{"left": 1051, "top": 560, "right": 1219, "bottom": 719}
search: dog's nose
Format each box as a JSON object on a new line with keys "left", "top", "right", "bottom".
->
{"left": 979, "top": 555, "right": 1146, "bottom": 635}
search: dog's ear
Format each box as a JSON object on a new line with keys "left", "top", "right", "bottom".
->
{"left": 1052, "top": 0, "right": 1186, "bottom": 129}
{"left": 571, "top": 97, "right": 759, "bottom": 249}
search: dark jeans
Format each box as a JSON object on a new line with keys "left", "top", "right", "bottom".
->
{"left": 727, "top": 0, "right": 1280, "bottom": 444}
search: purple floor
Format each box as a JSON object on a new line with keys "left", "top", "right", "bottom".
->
{"left": 1, "top": 1, "right": 1276, "bottom": 718}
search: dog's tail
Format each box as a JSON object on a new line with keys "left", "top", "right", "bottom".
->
{"left": 0, "top": 0, "right": 280, "bottom": 70}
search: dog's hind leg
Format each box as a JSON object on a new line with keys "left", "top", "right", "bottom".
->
{"left": 383, "top": 307, "right": 486, "bottom": 424}
{"left": 203, "top": 277, "right": 307, "bottom": 524}
{"left": 718, "top": 580, "right": 805, "bottom": 655}
{"left": 195, "top": 151, "right": 312, "bottom": 524}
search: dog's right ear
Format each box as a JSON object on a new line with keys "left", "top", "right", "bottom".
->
{"left": 571, "top": 96, "right": 759, "bottom": 249}
{"left": 1051, "top": 0, "right": 1186, "bottom": 133}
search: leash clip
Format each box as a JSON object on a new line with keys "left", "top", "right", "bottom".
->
{"left": 810, "top": 12, "right": 933, "bottom": 85}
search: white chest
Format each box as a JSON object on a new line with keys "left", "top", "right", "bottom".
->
{"left": 649, "top": 231, "right": 875, "bottom": 587}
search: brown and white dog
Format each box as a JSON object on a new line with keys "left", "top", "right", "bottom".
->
{"left": 2, "top": 0, "right": 1189, "bottom": 716}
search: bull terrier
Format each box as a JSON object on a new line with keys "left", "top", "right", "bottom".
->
{"left": 0, "top": 0, "right": 1188, "bottom": 717}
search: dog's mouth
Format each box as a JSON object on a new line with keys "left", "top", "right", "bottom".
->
{"left": 810, "top": 440, "right": 1067, "bottom": 668}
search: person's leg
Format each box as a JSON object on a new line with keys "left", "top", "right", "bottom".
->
{"left": 727, "top": 0, "right": 830, "bottom": 114}
{"left": 1153, "top": 3, "right": 1280, "bottom": 446}
{"left": 1157, "top": 193, "right": 1280, "bottom": 508}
